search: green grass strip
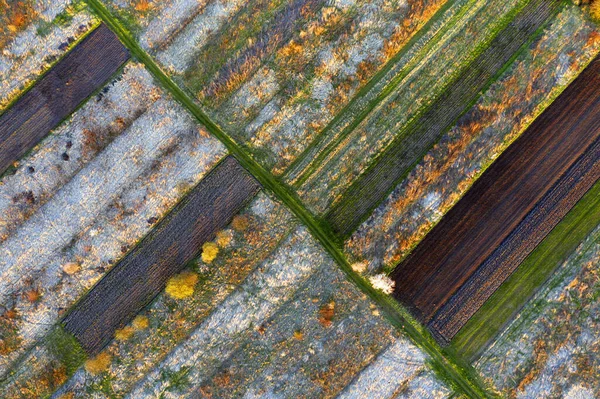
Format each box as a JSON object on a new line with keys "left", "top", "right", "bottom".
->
{"left": 453, "top": 178, "right": 600, "bottom": 360}
{"left": 46, "top": 326, "right": 88, "bottom": 375}
{"left": 83, "top": 0, "right": 496, "bottom": 396}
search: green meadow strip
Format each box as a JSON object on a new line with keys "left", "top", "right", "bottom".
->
{"left": 83, "top": 0, "right": 496, "bottom": 396}
{"left": 452, "top": 178, "right": 600, "bottom": 360}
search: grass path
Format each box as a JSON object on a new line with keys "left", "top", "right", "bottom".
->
{"left": 82, "top": 0, "right": 496, "bottom": 396}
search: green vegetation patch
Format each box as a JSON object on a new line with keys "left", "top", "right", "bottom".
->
{"left": 46, "top": 326, "right": 87, "bottom": 375}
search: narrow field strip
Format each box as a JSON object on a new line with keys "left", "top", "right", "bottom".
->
{"left": 62, "top": 156, "right": 260, "bottom": 354}
{"left": 453, "top": 176, "right": 600, "bottom": 360}
{"left": 325, "top": 0, "right": 561, "bottom": 237}
{"left": 0, "top": 23, "right": 129, "bottom": 175}
{"left": 284, "top": 0, "right": 471, "bottom": 185}
{"left": 391, "top": 54, "right": 600, "bottom": 326}
{"left": 83, "top": 0, "right": 497, "bottom": 396}
{"left": 295, "top": 0, "right": 532, "bottom": 215}
{"left": 431, "top": 133, "right": 600, "bottom": 342}
{"left": 50, "top": 194, "right": 441, "bottom": 398}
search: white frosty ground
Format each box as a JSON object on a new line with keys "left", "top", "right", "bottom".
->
{"left": 0, "top": 64, "right": 160, "bottom": 242}
{"left": 127, "top": 226, "right": 325, "bottom": 398}
{"left": 153, "top": 0, "right": 250, "bottom": 73}
{"left": 0, "top": 85, "right": 225, "bottom": 375}
{"left": 334, "top": 339, "right": 425, "bottom": 398}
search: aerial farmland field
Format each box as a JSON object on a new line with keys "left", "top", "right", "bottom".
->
{"left": 1, "top": 0, "right": 600, "bottom": 397}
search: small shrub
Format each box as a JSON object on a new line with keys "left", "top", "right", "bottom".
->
{"left": 201, "top": 242, "right": 219, "bottom": 263}
{"left": 592, "top": 1, "right": 600, "bottom": 21}
{"left": 84, "top": 352, "right": 111, "bottom": 375}
{"left": 369, "top": 274, "right": 395, "bottom": 295}
{"left": 165, "top": 271, "right": 199, "bottom": 299}
{"left": 231, "top": 215, "right": 250, "bottom": 232}
{"left": 132, "top": 315, "right": 149, "bottom": 330}
{"left": 114, "top": 325, "right": 135, "bottom": 341}
{"left": 215, "top": 230, "right": 233, "bottom": 247}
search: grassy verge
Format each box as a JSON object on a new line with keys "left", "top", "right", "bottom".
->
{"left": 83, "top": 0, "right": 496, "bottom": 396}
{"left": 452, "top": 178, "right": 600, "bottom": 360}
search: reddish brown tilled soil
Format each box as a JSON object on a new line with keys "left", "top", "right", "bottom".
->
{"left": 391, "top": 55, "right": 600, "bottom": 329}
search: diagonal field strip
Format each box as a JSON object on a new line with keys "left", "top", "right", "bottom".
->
{"left": 0, "top": 23, "right": 129, "bottom": 176}
{"left": 62, "top": 156, "right": 260, "bottom": 354}
{"left": 391, "top": 55, "right": 600, "bottom": 328}
{"left": 82, "top": 0, "right": 496, "bottom": 397}
{"left": 324, "top": 0, "right": 561, "bottom": 238}
{"left": 431, "top": 132, "right": 600, "bottom": 343}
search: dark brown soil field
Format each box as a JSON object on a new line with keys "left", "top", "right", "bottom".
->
{"left": 62, "top": 156, "right": 261, "bottom": 354}
{"left": 0, "top": 23, "right": 129, "bottom": 175}
{"left": 391, "top": 55, "right": 600, "bottom": 333}
{"left": 325, "top": 0, "right": 560, "bottom": 238}
{"left": 431, "top": 133, "right": 600, "bottom": 343}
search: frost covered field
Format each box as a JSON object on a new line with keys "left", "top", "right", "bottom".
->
{"left": 0, "top": 63, "right": 226, "bottom": 397}
{"left": 3, "top": 0, "right": 600, "bottom": 397}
